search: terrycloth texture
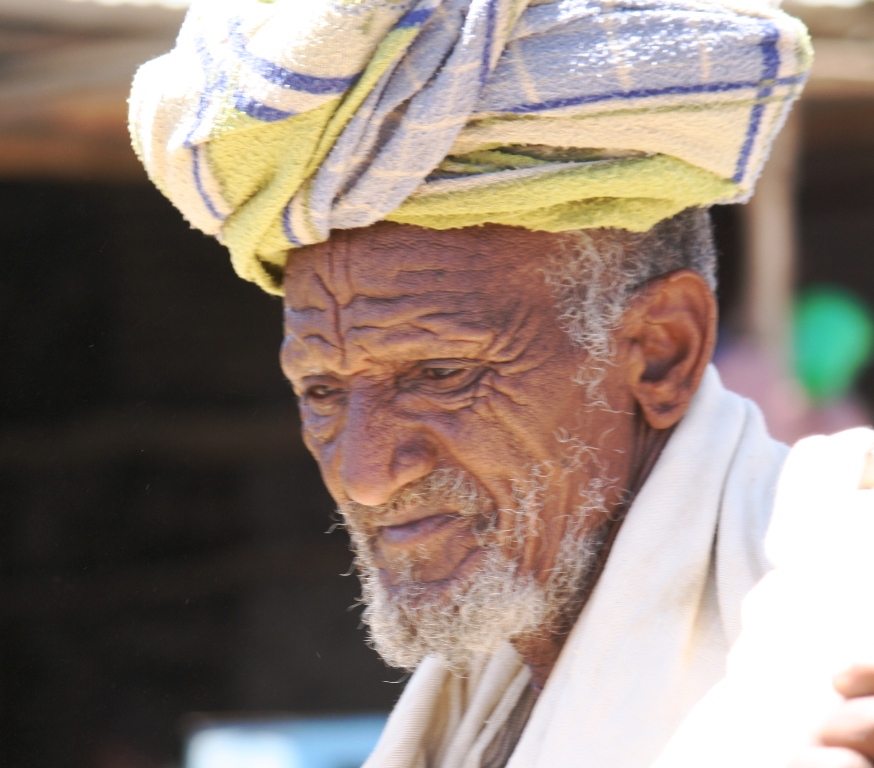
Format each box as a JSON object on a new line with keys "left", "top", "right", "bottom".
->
{"left": 652, "top": 426, "right": 874, "bottom": 768}
{"left": 362, "top": 365, "right": 791, "bottom": 768}
{"left": 129, "top": 0, "right": 812, "bottom": 294}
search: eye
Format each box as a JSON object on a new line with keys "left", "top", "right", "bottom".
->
{"left": 408, "top": 361, "right": 482, "bottom": 394}
{"left": 300, "top": 380, "right": 345, "bottom": 411}
{"left": 306, "top": 383, "right": 340, "bottom": 400}
{"left": 422, "top": 366, "right": 463, "bottom": 380}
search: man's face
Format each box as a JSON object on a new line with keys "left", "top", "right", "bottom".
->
{"left": 281, "top": 223, "right": 635, "bottom": 668}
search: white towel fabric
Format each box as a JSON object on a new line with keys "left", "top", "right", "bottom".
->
{"left": 364, "top": 368, "right": 874, "bottom": 768}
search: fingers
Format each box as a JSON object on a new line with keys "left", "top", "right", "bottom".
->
{"left": 795, "top": 664, "right": 874, "bottom": 768}
{"left": 835, "top": 666, "right": 874, "bottom": 699}
{"left": 819, "top": 697, "right": 874, "bottom": 758}
{"left": 790, "top": 747, "right": 873, "bottom": 768}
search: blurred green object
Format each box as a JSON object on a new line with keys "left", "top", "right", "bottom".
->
{"left": 793, "top": 286, "right": 874, "bottom": 403}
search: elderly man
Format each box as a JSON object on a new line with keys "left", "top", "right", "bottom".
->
{"left": 130, "top": 1, "right": 874, "bottom": 766}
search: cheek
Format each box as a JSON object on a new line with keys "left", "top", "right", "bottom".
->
{"left": 480, "top": 362, "right": 582, "bottom": 445}
{"left": 417, "top": 372, "right": 581, "bottom": 487}
{"left": 299, "top": 418, "right": 343, "bottom": 496}
{"left": 300, "top": 409, "right": 339, "bottom": 447}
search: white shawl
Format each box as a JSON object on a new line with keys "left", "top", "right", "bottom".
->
{"left": 364, "top": 366, "right": 792, "bottom": 768}
{"left": 654, "top": 425, "right": 874, "bottom": 768}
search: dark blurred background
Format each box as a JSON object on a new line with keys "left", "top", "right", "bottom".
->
{"left": 0, "top": 182, "right": 403, "bottom": 768}
{"left": 0, "top": 1, "right": 873, "bottom": 766}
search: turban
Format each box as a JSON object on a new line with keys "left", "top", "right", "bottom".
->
{"left": 129, "top": 0, "right": 811, "bottom": 295}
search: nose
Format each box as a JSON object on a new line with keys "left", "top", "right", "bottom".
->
{"left": 337, "top": 393, "right": 437, "bottom": 507}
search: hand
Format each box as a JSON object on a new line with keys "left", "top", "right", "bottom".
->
{"left": 789, "top": 664, "right": 874, "bottom": 767}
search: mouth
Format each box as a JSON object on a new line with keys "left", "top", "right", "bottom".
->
{"left": 372, "top": 511, "right": 484, "bottom": 585}
{"left": 378, "top": 512, "right": 461, "bottom": 546}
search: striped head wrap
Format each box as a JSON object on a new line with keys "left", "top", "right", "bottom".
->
{"left": 129, "top": 0, "right": 812, "bottom": 294}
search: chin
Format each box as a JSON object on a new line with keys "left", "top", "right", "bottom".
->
{"left": 359, "top": 543, "right": 548, "bottom": 673}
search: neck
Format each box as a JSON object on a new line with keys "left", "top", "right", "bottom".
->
{"left": 511, "top": 413, "right": 674, "bottom": 692}
{"left": 511, "top": 633, "right": 566, "bottom": 692}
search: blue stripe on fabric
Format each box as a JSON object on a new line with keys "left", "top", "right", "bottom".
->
{"left": 229, "top": 20, "right": 360, "bottom": 94}
{"left": 480, "top": 0, "right": 499, "bottom": 87}
{"left": 233, "top": 92, "right": 296, "bottom": 122}
{"left": 396, "top": 7, "right": 434, "bottom": 28}
{"left": 501, "top": 73, "right": 804, "bottom": 115}
{"left": 184, "top": 36, "right": 223, "bottom": 149}
{"left": 191, "top": 145, "right": 227, "bottom": 222}
{"left": 282, "top": 204, "right": 304, "bottom": 247}
{"left": 732, "top": 22, "right": 781, "bottom": 184}
{"left": 184, "top": 38, "right": 228, "bottom": 221}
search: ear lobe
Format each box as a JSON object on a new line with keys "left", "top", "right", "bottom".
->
{"left": 621, "top": 270, "right": 717, "bottom": 430}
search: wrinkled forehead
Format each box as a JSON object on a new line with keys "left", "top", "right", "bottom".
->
{"left": 281, "top": 223, "right": 566, "bottom": 375}
{"left": 283, "top": 223, "right": 558, "bottom": 309}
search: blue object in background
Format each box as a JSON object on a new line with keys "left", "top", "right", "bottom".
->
{"left": 185, "top": 714, "right": 388, "bottom": 768}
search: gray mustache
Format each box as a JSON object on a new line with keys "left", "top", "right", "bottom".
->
{"left": 340, "top": 468, "right": 495, "bottom": 535}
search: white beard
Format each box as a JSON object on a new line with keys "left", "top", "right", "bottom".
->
{"left": 340, "top": 465, "right": 610, "bottom": 672}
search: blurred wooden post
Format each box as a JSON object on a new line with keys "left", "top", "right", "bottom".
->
{"left": 741, "top": 109, "right": 801, "bottom": 370}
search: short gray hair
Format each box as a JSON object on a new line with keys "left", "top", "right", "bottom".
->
{"left": 544, "top": 207, "right": 717, "bottom": 366}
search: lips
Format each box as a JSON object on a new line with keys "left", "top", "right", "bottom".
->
{"left": 378, "top": 512, "right": 460, "bottom": 546}
{"left": 372, "top": 511, "right": 483, "bottom": 585}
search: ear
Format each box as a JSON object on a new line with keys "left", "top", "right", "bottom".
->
{"left": 618, "top": 270, "right": 718, "bottom": 430}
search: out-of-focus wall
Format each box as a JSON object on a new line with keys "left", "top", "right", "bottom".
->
{"left": 0, "top": 0, "right": 182, "bottom": 181}
{"left": 0, "top": 4, "right": 402, "bottom": 768}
